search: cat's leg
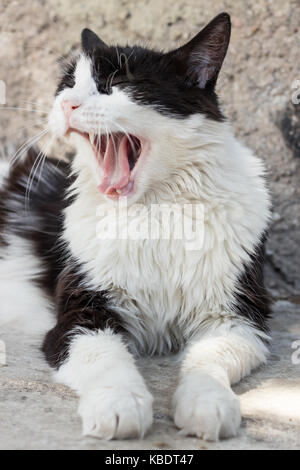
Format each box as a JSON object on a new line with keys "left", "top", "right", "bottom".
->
{"left": 42, "top": 267, "right": 153, "bottom": 440}
{"left": 172, "top": 318, "right": 269, "bottom": 441}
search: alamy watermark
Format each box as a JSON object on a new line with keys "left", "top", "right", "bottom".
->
{"left": 291, "top": 79, "right": 300, "bottom": 105}
{"left": 0, "top": 340, "right": 6, "bottom": 366}
{"left": 291, "top": 340, "right": 300, "bottom": 365}
{"left": 96, "top": 198, "right": 205, "bottom": 251}
{"left": 0, "top": 80, "right": 6, "bottom": 104}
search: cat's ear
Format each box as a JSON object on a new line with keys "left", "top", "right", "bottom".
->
{"left": 170, "top": 12, "right": 231, "bottom": 89}
{"left": 81, "top": 28, "right": 108, "bottom": 52}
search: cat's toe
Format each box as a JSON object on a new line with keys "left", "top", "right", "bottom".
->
{"left": 173, "top": 373, "right": 241, "bottom": 441}
{"left": 78, "top": 384, "right": 153, "bottom": 440}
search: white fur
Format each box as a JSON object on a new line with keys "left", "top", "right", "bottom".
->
{"left": 0, "top": 233, "right": 54, "bottom": 336}
{"left": 173, "top": 372, "right": 241, "bottom": 441}
{"left": 55, "top": 328, "right": 153, "bottom": 439}
{"left": 49, "top": 55, "right": 271, "bottom": 355}
{"left": 173, "top": 319, "right": 269, "bottom": 439}
{"left": 47, "top": 53, "right": 272, "bottom": 440}
{"left": 0, "top": 159, "right": 9, "bottom": 185}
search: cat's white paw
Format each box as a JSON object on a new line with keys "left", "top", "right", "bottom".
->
{"left": 173, "top": 373, "right": 241, "bottom": 441}
{"left": 78, "top": 383, "right": 153, "bottom": 440}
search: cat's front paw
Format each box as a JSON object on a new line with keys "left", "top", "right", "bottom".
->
{"left": 173, "top": 373, "right": 241, "bottom": 441}
{"left": 78, "top": 383, "right": 153, "bottom": 440}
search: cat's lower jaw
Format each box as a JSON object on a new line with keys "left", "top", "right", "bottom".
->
{"left": 173, "top": 373, "right": 241, "bottom": 441}
{"left": 79, "top": 382, "right": 153, "bottom": 439}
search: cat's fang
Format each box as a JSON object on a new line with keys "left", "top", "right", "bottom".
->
{"left": 89, "top": 132, "right": 94, "bottom": 145}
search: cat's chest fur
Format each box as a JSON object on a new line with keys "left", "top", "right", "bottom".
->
{"left": 62, "top": 136, "right": 270, "bottom": 355}
{"left": 63, "top": 183, "right": 241, "bottom": 354}
{"left": 64, "top": 187, "right": 206, "bottom": 313}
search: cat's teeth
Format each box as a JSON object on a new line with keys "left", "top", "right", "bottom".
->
{"left": 116, "top": 189, "right": 123, "bottom": 194}
{"left": 89, "top": 132, "right": 94, "bottom": 145}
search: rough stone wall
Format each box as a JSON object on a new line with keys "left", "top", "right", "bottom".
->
{"left": 0, "top": 0, "right": 299, "bottom": 297}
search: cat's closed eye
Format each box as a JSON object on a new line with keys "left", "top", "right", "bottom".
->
{"left": 98, "top": 76, "right": 131, "bottom": 95}
{"left": 98, "top": 76, "right": 130, "bottom": 95}
{"left": 57, "top": 61, "right": 76, "bottom": 93}
{"left": 64, "top": 75, "right": 75, "bottom": 89}
{"left": 111, "top": 76, "right": 131, "bottom": 87}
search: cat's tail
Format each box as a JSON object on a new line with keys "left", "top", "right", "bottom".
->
{"left": 0, "top": 143, "right": 55, "bottom": 338}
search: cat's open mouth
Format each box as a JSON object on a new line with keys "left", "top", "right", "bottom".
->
{"left": 90, "top": 132, "right": 142, "bottom": 199}
{"left": 71, "top": 130, "right": 146, "bottom": 199}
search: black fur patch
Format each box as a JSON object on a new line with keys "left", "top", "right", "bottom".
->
{"left": 0, "top": 148, "right": 71, "bottom": 296}
{"left": 233, "top": 234, "right": 271, "bottom": 335}
{"left": 55, "top": 45, "right": 225, "bottom": 121}
{"left": 88, "top": 45, "right": 225, "bottom": 121}
{"left": 57, "top": 14, "right": 231, "bottom": 122}
{"left": 42, "top": 263, "right": 126, "bottom": 369}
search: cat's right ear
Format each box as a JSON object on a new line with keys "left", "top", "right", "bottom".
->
{"left": 168, "top": 12, "right": 231, "bottom": 89}
{"left": 81, "top": 28, "right": 108, "bottom": 53}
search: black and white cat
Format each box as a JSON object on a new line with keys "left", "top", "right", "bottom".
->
{"left": 0, "top": 13, "right": 271, "bottom": 441}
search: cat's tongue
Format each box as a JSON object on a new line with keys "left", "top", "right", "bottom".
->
{"left": 97, "top": 134, "right": 132, "bottom": 197}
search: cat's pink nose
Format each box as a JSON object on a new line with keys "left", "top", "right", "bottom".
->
{"left": 61, "top": 100, "right": 81, "bottom": 120}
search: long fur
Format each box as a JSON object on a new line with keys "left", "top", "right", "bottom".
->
{"left": 0, "top": 14, "right": 272, "bottom": 441}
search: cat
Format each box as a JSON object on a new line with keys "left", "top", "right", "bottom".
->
{"left": 0, "top": 12, "right": 271, "bottom": 441}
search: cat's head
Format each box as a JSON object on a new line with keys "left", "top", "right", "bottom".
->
{"left": 49, "top": 12, "right": 231, "bottom": 204}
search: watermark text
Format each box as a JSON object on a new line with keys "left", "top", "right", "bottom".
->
{"left": 291, "top": 340, "right": 300, "bottom": 365}
{"left": 96, "top": 199, "right": 205, "bottom": 251}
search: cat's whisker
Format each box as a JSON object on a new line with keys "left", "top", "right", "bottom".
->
{"left": 115, "top": 46, "right": 121, "bottom": 69}
{"left": 25, "top": 135, "right": 51, "bottom": 212}
{"left": 19, "top": 100, "right": 50, "bottom": 113}
{"left": 10, "top": 128, "right": 49, "bottom": 165}
{"left": 6, "top": 119, "right": 48, "bottom": 139}
{"left": 104, "top": 123, "right": 109, "bottom": 155}
{"left": 118, "top": 51, "right": 134, "bottom": 80}
{"left": 10, "top": 132, "right": 48, "bottom": 169}
{"left": 36, "top": 136, "right": 55, "bottom": 190}
{"left": 10, "top": 128, "right": 49, "bottom": 168}
{"left": 114, "top": 121, "right": 136, "bottom": 156}
{"left": 97, "top": 122, "right": 101, "bottom": 157}
{"left": 0, "top": 106, "right": 47, "bottom": 115}
{"left": 25, "top": 150, "right": 44, "bottom": 212}
{"left": 106, "top": 70, "right": 118, "bottom": 94}
{"left": 111, "top": 132, "right": 118, "bottom": 161}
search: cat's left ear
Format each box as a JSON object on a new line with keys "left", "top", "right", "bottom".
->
{"left": 169, "top": 12, "right": 231, "bottom": 89}
{"left": 81, "top": 28, "right": 108, "bottom": 53}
